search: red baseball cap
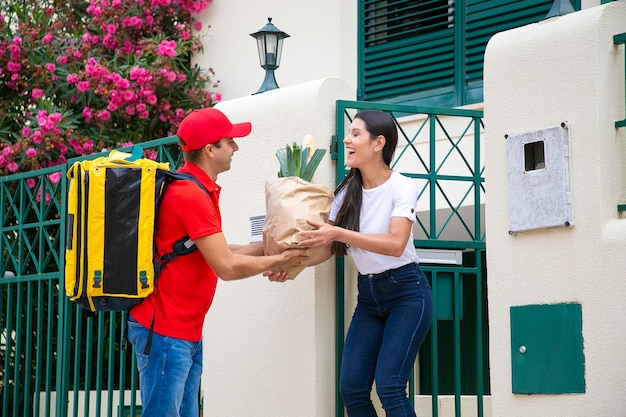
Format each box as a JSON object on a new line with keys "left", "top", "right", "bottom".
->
{"left": 176, "top": 108, "right": 252, "bottom": 152}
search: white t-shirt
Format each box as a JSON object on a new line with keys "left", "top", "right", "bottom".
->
{"left": 329, "top": 171, "right": 419, "bottom": 274}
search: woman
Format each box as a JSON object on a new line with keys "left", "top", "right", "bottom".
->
{"left": 299, "top": 110, "right": 433, "bottom": 417}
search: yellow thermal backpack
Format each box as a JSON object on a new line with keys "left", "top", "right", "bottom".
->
{"left": 65, "top": 147, "right": 207, "bottom": 313}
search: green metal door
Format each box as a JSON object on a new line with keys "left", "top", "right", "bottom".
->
{"left": 333, "top": 100, "right": 487, "bottom": 417}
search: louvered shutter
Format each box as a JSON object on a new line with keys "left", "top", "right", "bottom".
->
{"left": 360, "top": 0, "right": 579, "bottom": 106}
{"left": 360, "top": 0, "right": 455, "bottom": 102}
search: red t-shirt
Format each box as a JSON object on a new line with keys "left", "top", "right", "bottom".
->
{"left": 130, "top": 161, "right": 221, "bottom": 342}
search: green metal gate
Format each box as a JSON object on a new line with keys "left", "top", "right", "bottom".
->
{"left": 1, "top": 102, "right": 485, "bottom": 417}
{"left": 333, "top": 101, "right": 487, "bottom": 417}
{"left": 0, "top": 137, "right": 181, "bottom": 417}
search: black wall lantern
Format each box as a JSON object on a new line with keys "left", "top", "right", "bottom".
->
{"left": 544, "top": 0, "right": 575, "bottom": 19}
{"left": 250, "top": 17, "right": 290, "bottom": 94}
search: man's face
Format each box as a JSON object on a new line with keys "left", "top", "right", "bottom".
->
{"left": 209, "top": 138, "right": 239, "bottom": 173}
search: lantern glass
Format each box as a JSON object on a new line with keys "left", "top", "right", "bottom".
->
{"left": 250, "top": 18, "right": 289, "bottom": 94}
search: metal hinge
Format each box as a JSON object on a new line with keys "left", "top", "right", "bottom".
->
{"left": 330, "top": 135, "right": 338, "bottom": 160}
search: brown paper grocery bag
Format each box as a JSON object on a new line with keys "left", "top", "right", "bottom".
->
{"left": 263, "top": 176, "right": 334, "bottom": 279}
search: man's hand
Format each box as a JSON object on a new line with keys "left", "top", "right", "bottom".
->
{"left": 279, "top": 247, "right": 309, "bottom": 267}
{"left": 263, "top": 270, "right": 291, "bottom": 282}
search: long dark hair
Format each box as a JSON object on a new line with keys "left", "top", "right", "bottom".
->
{"left": 331, "top": 110, "right": 398, "bottom": 256}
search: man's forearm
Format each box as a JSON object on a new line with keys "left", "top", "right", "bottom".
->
{"left": 229, "top": 241, "right": 265, "bottom": 256}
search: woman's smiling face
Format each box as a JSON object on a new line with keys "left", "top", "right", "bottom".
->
{"left": 344, "top": 117, "right": 378, "bottom": 168}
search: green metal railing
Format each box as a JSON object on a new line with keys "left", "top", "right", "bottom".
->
{"left": 0, "top": 136, "right": 181, "bottom": 417}
{"left": 333, "top": 101, "right": 486, "bottom": 417}
{"left": 2, "top": 104, "right": 486, "bottom": 417}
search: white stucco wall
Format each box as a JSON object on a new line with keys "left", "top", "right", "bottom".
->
{"left": 196, "top": 0, "right": 357, "bottom": 101}
{"left": 201, "top": 77, "right": 354, "bottom": 417}
{"left": 484, "top": 3, "right": 626, "bottom": 416}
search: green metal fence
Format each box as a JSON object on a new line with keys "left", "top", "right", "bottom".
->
{"left": 0, "top": 136, "right": 181, "bottom": 417}
{"left": 1, "top": 103, "right": 486, "bottom": 417}
{"left": 333, "top": 101, "right": 487, "bottom": 417}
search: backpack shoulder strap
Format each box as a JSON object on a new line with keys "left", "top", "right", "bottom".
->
{"left": 144, "top": 171, "right": 213, "bottom": 354}
{"left": 156, "top": 171, "right": 211, "bottom": 270}
{"left": 165, "top": 171, "right": 211, "bottom": 196}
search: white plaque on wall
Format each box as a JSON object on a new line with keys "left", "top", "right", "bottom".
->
{"left": 506, "top": 123, "right": 573, "bottom": 233}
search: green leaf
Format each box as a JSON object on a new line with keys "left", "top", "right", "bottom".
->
{"left": 300, "top": 149, "right": 326, "bottom": 182}
{"left": 275, "top": 138, "right": 326, "bottom": 180}
{"left": 276, "top": 147, "right": 289, "bottom": 178}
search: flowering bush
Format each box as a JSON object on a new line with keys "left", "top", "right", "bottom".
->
{"left": 0, "top": 0, "right": 219, "bottom": 176}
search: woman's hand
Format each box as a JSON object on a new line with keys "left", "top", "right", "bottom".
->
{"left": 298, "top": 219, "right": 338, "bottom": 248}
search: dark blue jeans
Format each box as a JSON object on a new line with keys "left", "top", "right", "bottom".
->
{"left": 340, "top": 263, "right": 433, "bottom": 417}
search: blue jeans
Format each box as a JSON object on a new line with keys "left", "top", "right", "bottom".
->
{"left": 340, "top": 263, "right": 433, "bottom": 417}
{"left": 127, "top": 317, "right": 202, "bottom": 417}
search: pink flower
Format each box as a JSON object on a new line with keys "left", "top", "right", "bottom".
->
{"left": 77, "top": 81, "right": 90, "bottom": 92}
{"left": 82, "top": 106, "right": 93, "bottom": 121}
{"left": 145, "top": 149, "right": 157, "bottom": 160}
{"left": 104, "top": 24, "right": 117, "bottom": 34}
{"left": 41, "top": 34, "right": 53, "bottom": 45}
{"left": 37, "top": 110, "right": 48, "bottom": 127}
{"left": 8, "top": 44, "right": 21, "bottom": 60}
{"left": 66, "top": 74, "right": 80, "bottom": 83}
{"left": 157, "top": 40, "right": 177, "bottom": 57}
{"left": 123, "top": 90, "right": 135, "bottom": 102}
{"left": 26, "top": 148, "right": 37, "bottom": 158}
{"left": 193, "top": 21, "right": 203, "bottom": 31}
{"left": 49, "top": 113, "right": 62, "bottom": 123}
{"left": 26, "top": 178, "right": 36, "bottom": 189}
{"left": 7, "top": 61, "right": 21, "bottom": 73}
{"left": 115, "top": 78, "right": 130, "bottom": 90}
{"left": 32, "top": 131, "right": 42, "bottom": 144}
{"left": 103, "top": 34, "right": 117, "bottom": 49}
{"left": 96, "top": 110, "right": 111, "bottom": 121}
{"left": 21, "top": 127, "right": 31, "bottom": 137}
{"left": 69, "top": 139, "right": 84, "bottom": 154}
{"left": 123, "top": 16, "right": 142, "bottom": 28}
{"left": 56, "top": 55, "right": 68, "bottom": 65}
{"left": 122, "top": 40, "right": 133, "bottom": 54}
{"left": 45, "top": 63, "right": 56, "bottom": 72}
{"left": 159, "top": 69, "right": 177, "bottom": 82}
{"left": 86, "top": 5, "right": 103, "bottom": 16}
{"left": 7, "top": 162, "right": 18, "bottom": 173}
{"left": 32, "top": 89, "right": 44, "bottom": 100}
{"left": 48, "top": 172, "right": 62, "bottom": 184}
